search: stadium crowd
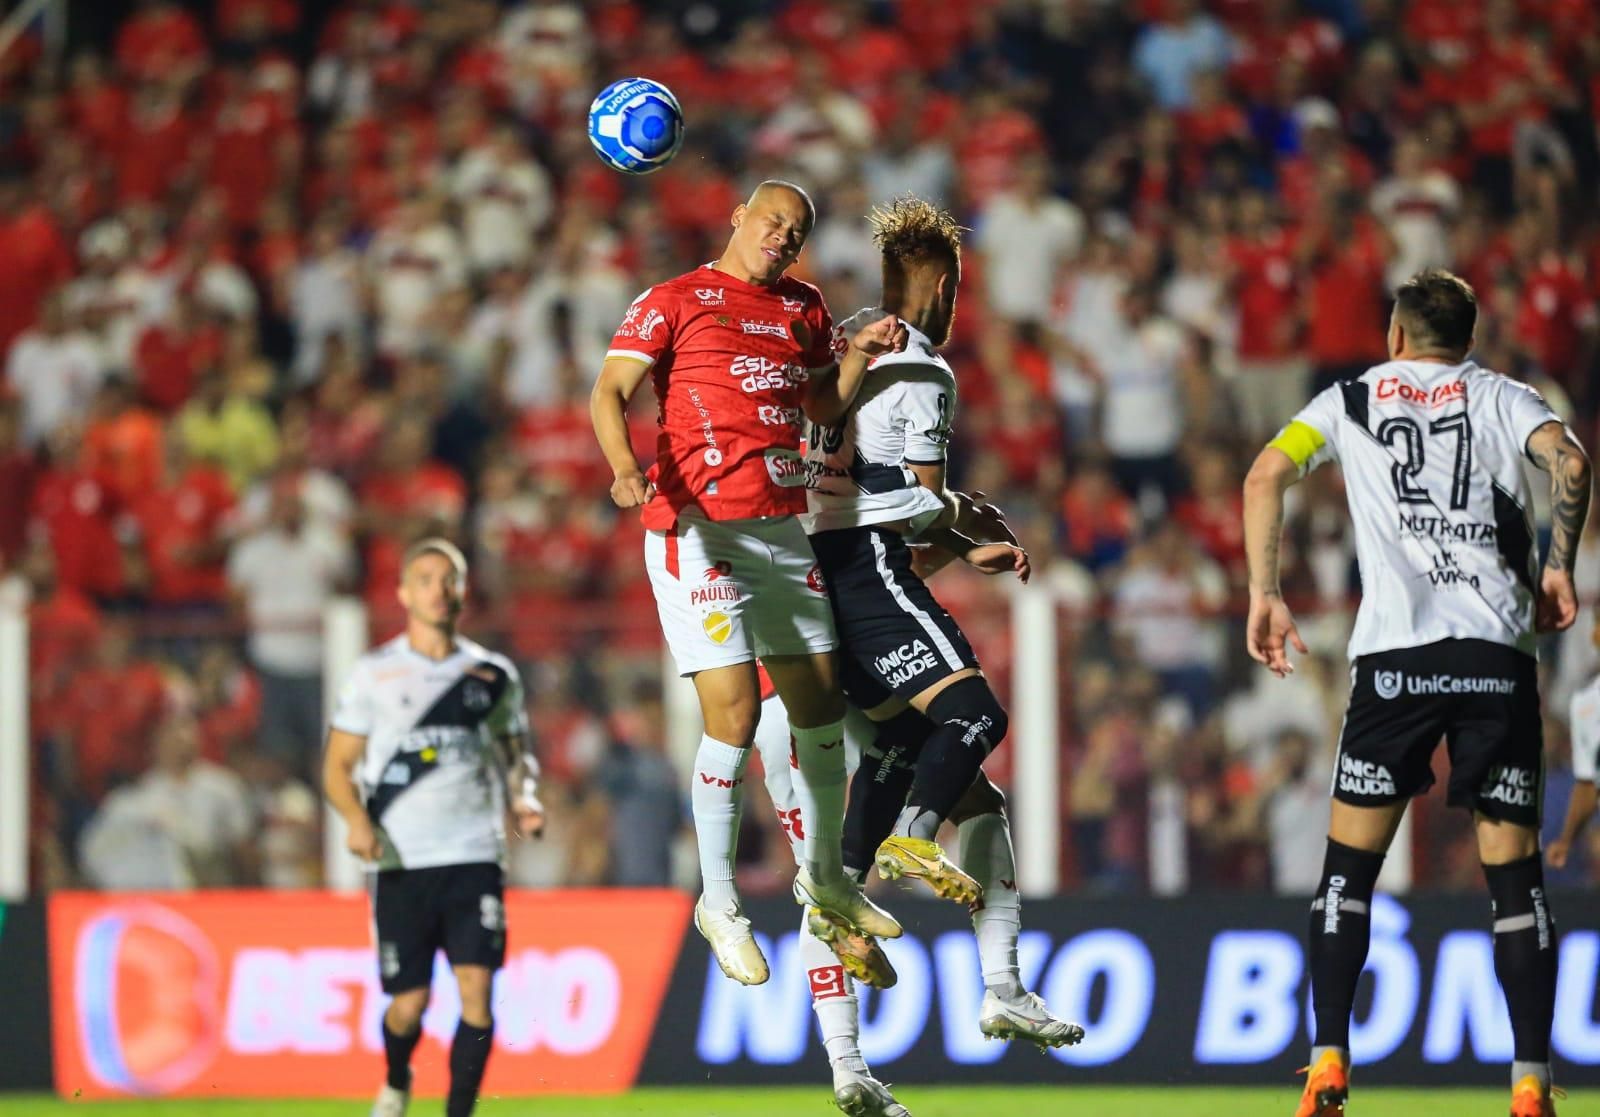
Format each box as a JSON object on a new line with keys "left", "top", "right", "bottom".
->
{"left": 5, "top": 0, "right": 1600, "bottom": 894}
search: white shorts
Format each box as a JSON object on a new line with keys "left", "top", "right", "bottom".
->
{"left": 753, "top": 693, "right": 872, "bottom": 865}
{"left": 644, "top": 513, "right": 838, "bottom": 676}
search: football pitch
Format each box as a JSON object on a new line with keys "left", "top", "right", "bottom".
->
{"left": 1, "top": 1086, "right": 1536, "bottom": 1116}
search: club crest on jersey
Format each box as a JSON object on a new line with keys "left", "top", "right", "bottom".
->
{"left": 741, "top": 320, "right": 788, "bottom": 338}
{"left": 1374, "top": 670, "right": 1403, "bottom": 700}
{"left": 806, "top": 565, "right": 826, "bottom": 594}
{"left": 702, "top": 611, "right": 734, "bottom": 644}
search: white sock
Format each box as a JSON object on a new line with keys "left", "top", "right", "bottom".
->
{"left": 790, "top": 720, "right": 847, "bottom": 884}
{"left": 960, "top": 810, "right": 1023, "bottom": 999}
{"left": 799, "top": 910, "right": 866, "bottom": 1074}
{"left": 691, "top": 735, "right": 750, "bottom": 910}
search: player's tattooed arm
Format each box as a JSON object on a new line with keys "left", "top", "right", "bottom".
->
{"left": 1527, "top": 420, "right": 1592, "bottom": 574}
{"left": 497, "top": 732, "right": 545, "bottom": 839}
{"left": 1242, "top": 446, "right": 1308, "bottom": 676}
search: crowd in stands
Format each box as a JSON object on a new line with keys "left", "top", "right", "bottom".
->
{"left": 5, "top": 0, "right": 1600, "bottom": 894}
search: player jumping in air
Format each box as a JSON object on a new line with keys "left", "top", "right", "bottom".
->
{"left": 323, "top": 539, "right": 544, "bottom": 1117}
{"left": 590, "top": 180, "right": 907, "bottom": 986}
{"left": 1243, "top": 270, "right": 1590, "bottom": 1117}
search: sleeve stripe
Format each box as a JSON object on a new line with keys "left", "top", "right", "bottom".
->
{"left": 606, "top": 349, "right": 656, "bottom": 367}
{"left": 1267, "top": 420, "right": 1326, "bottom": 471}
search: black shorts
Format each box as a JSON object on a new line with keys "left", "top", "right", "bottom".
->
{"left": 809, "top": 526, "right": 980, "bottom": 709}
{"left": 371, "top": 862, "right": 506, "bottom": 994}
{"left": 1335, "top": 638, "right": 1543, "bottom": 826}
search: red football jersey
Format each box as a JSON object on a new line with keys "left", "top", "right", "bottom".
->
{"left": 607, "top": 264, "right": 838, "bottom": 530}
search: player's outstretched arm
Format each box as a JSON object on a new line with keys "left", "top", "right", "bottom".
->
{"left": 591, "top": 355, "right": 656, "bottom": 508}
{"left": 323, "top": 728, "right": 382, "bottom": 861}
{"left": 1527, "top": 420, "right": 1592, "bottom": 633}
{"left": 1242, "top": 446, "right": 1308, "bottom": 677}
{"left": 804, "top": 314, "right": 907, "bottom": 426}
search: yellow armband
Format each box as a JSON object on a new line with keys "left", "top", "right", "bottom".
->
{"left": 1267, "top": 420, "right": 1326, "bottom": 472}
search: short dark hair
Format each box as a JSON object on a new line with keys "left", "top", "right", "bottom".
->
{"left": 867, "top": 194, "right": 964, "bottom": 275}
{"left": 1394, "top": 269, "right": 1477, "bottom": 354}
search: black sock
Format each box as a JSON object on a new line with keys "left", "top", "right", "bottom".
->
{"left": 1308, "top": 839, "right": 1385, "bottom": 1051}
{"left": 841, "top": 708, "right": 929, "bottom": 873}
{"left": 1484, "top": 854, "right": 1558, "bottom": 1064}
{"left": 447, "top": 1019, "right": 494, "bottom": 1117}
{"left": 897, "top": 679, "right": 1008, "bottom": 839}
{"left": 382, "top": 1020, "right": 421, "bottom": 1091}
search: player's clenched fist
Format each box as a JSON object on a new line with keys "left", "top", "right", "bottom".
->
{"left": 345, "top": 815, "right": 384, "bottom": 861}
{"left": 610, "top": 470, "right": 654, "bottom": 509}
{"left": 851, "top": 314, "right": 909, "bottom": 358}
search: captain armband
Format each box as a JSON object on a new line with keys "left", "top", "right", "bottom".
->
{"left": 1267, "top": 420, "right": 1327, "bottom": 474}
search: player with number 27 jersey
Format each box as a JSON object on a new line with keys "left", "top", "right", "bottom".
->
{"left": 1275, "top": 358, "right": 1558, "bottom": 658}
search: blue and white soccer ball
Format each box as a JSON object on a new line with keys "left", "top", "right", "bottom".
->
{"left": 587, "top": 78, "right": 685, "bottom": 175}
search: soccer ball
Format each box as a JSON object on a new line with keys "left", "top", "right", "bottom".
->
{"left": 587, "top": 78, "right": 684, "bottom": 175}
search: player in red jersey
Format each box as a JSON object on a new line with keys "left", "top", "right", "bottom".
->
{"left": 591, "top": 180, "right": 907, "bottom": 985}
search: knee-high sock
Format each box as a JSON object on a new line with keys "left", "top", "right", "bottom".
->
{"left": 790, "top": 720, "right": 847, "bottom": 883}
{"left": 960, "top": 810, "right": 1022, "bottom": 999}
{"left": 691, "top": 735, "right": 750, "bottom": 910}
{"left": 798, "top": 909, "right": 866, "bottom": 1074}
{"left": 1484, "top": 853, "right": 1558, "bottom": 1086}
{"left": 841, "top": 709, "right": 928, "bottom": 878}
{"left": 1307, "top": 839, "right": 1384, "bottom": 1056}
{"left": 894, "top": 680, "right": 1007, "bottom": 840}
{"left": 382, "top": 1020, "right": 421, "bottom": 1091}
{"left": 446, "top": 1019, "right": 493, "bottom": 1117}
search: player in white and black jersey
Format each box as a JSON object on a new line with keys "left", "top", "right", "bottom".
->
{"left": 784, "top": 198, "right": 1080, "bottom": 1116}
{"left": 322, "top": 539, "right": 542, "bottom": 1117}
{"left": 1243, "top": 270, "right": 1591, "bottom": 1117}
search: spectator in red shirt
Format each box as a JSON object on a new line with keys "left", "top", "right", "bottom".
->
{"left": 1298, "top": 188, "right": 1391, "bottom": 394}
{"left": 192, "top": 641, "right": 262, "bottom": 764}
{"left": 28, "top": 424, "right": 128, "bottom": 603}
{"left": 203, "top": 64, "right": 301, "bottom": 230}
{"left": 133, "top": 290, "right": 225, "bottom": 414}
{"left": 115, "top": 80, "right": 197, "bottom": 205}
{"left": 0, "top": 176, "right": 74, "bottom": 359}
{"left": 116, "top": 0, "right": 207, "bottom": 84}
{"left": 1225, "top": 189, "right": 1306, "bottom": 440}
{"left": 1510, "top": 212, "right": 1599, "bottom": 398}
{"left": 23, "top": 540, "right": 103, "bottom": 747}
{"left": 132, "top": 437, "right": 236, "bottom": 607}
{"left": 1175, "top": 445, "right": 1246, "bottom": 582}
{"left": 357, "top": 416, "right": 467, "bottom": 618}
{"left": 1059, "top": 458, "right": 1137, "bottom": 573}
{"left": 60, "top": 615, "right": 171, "bottom": 802}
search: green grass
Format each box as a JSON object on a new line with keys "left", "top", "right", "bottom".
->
{"left": 0, "top": 1086, "right": 1542, "bottom": 1116}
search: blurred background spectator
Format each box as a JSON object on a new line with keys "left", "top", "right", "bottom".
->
{"left": 4, "top": 0, "right": 1599, "bottom": 895}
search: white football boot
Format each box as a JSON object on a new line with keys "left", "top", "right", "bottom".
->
{"left": 832, "top": 1064, "right": 912, "bottom": 1117}
{"left": 694, "top": 895, "right": 770, "bottom": 985}
{"left": 978, "top": 989, "right": 1086, "bottom": 1049}
{"left": 371, "top": 1081, "right": 409, "bottom": 1117}
{"left": 794, "top": 865, "right": 903, "bottom": 939}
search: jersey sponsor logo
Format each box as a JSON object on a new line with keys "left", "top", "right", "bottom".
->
{"left": 875, "top": 639, "right": 939, "bottom": 689}
{"left": 1426, "top": 565, "right": 1482, "bottom": 589}
{"left": 729, "top": 354, "right": 803, "bottom": 393}
{"left": 702, "top": 611, "right": 734, "bottom": 644}
{"left": 781, "top": 296, "right": 804, "bottom": 314}
{"left": 393, "top": 725, "right": 480, "bottom": 762}
{"left": 1337, "top": 755, "right": 1398, "bottom": 797}
{"left": 635, "top": 308, "right": 665, "bottom": 340}
{"left": 689, "top": 580, "right": 740, "bottom": 608}
{"left": 703, "top": 448, "right": 723, "bottom": 466}
{"left": 698, "top": 771, "right": 742, "bottom": 789}
{"left": 1398, "top": 514, "right": 1497, "bottom": 546}
{"left": 1321, "top": 874, "right": 1349, "bottom": 933}
{"left": 1374, "top": 670, "right": 1403, "bottom": 700}
{"left": 1375, "top": 377, "right": 1467, "bottom": 408}
{"left": 1373, "top": 669, "right": 1515, "bottom": 698}
{"left": 740, "top": 321, "right": 788, "bottom": 338}
{"left": 764, "top": 448, "right": 807, "bottom": 487}
{"left": 695, "top": 288, "right": 725, "bottom": 305}
{"left": 479, "top": 895, "right": 506, "bottom": 934}
{"left": 757, "top": 404, "right": 802, "bottom": 427}
{"left": 1482, "top": 765, "right": 1537, "bottom": 809}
